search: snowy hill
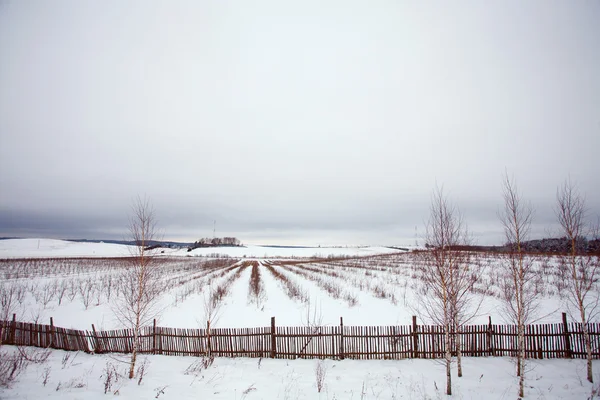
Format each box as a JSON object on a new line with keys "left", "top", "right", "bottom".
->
{"left": 0, "top": 238, "right": 402, "bottom": 259}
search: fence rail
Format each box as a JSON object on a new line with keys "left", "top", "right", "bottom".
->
{"left": 1, "top": 314, "right": 599, "bottom": 360}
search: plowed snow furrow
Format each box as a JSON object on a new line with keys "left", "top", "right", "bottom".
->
{"left": 315, "top": 257, "right": 413, "bottom": 276}
{"left": 263, "top": 263, "right": 308, "bottom": 302}
{"left": 278, "top": 263, "right": 358, "bottom": 306}
{"left": 171, "top": 261, "right": 243, "bottom": 304}
{"left": 287, "top": 262, "right": 399, "bottom": 304}
{"left": 164, "top": 259, "right": 239, "bottom": 288}
{"left": 209, "top": 262, "right": 250, "bottom": 304}
{"left": 248, "top": 261, "right": 266, "bottom": 306}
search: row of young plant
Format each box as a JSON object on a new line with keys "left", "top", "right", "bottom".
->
{"left": 278, "top": 263, "right": 359, "bottom": 306}
{"left": 313, "top": 250, "right": 571, "bottom": 306}
{"left": 247, "top": 261, "right": 267, "bottom": 308}
{"left": 0, "top": 257, "right": 243, "bottom": 325}
{"left": 262, "top": 261, "right": 309, "bottom": 303}
{"left": 170, "top": 259, "right": 242, "bottom": 305}
{"left": 301, "top": 260, "right": 402, "bottom": 303}
{"left": 0, "top": 257, "right": 127, "bottom": 280}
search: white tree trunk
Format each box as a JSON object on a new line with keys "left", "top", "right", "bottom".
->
{"left": 518, "top": 323, "right": 525, "bottom": 398}
{"left": 129, "top": 329, "right": 139, "bottom": 379}
{"left": 445, "top": 325, "right": 452, "bottom": 396}
{"left": 584, "top": 324, "right": 593, "bottom": 383}
{"left": 456, "top": 327, "right": 463, "bottom": 378}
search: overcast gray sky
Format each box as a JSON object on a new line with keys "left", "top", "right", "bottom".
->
{"left": 1, "top": 1, "right": 599, "bottom": 246}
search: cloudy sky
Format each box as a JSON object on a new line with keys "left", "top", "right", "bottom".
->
{"left": 1, "top": 1, "right": 599, "bottom": 246}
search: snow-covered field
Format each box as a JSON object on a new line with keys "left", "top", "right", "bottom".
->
{"left": 3, "top": 346, "right": 600, "bottom": 399}
{"left": 0, "top": 238, "right": 400, "bottom": 259}
{"left": 1, "top": 238, "right": 598, "bottom": 399}
{"left": 0, "top": 239, "right": 566, "bottom": 330}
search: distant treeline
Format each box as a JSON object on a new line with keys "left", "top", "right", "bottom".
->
{"left": 187, "top": 237, "right": 242, "bottom": 251}
{"left": 435, "top": 237, "right": 600, "bottom": 255}
{"left": 66, "top": 239, "right": 192, "bottom": 248}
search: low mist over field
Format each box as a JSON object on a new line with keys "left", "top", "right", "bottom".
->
{"left": 1, "top": 1, "right": 599, "bottom": 245}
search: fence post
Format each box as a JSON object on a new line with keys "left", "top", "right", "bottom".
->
{"left": 49, "top": 317, "right": 55, "bottom": 349}
{"left": 412, "top": 316, "right": 419, "bottom": 358}
{"left": 270, "top": 317, "right": 276, "bottom": 358}
{"left": 487, "top": 316, "right": 495, "bottom": 357}
{"left": 10, "top": 313, "right": 16, "bottom": 345}
{"left": 153, "top": 319, "right": 157, "bottom": 355}
{"left": 339, "top": 317, "right": 345, "bottom": 360}
{"left": 562, "top": 312, "right": 572, "bottom": 359}
{"left": 91, "top": 324, "right": 101, "bottom": 353}
{"left": 207, "top": 320, "right": 212, "bottom": 357}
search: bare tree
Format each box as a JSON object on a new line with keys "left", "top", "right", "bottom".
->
{"left": 419, "top": 186, "right": 478, "bottom": 395}
{"left": 113, "top": 196, "right": 164, "bottom": 379}
{"left": 556, "top": 178, "right": 600, "bottom": 383}
{"left": 498, "top": 173, "right": 536, "bottom": 398}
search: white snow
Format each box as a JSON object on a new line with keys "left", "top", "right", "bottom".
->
{"left": 1, "top": 346, "right": 599, "bottom": 399}
{"left": 0, "top": 238, "right": 400, "bottom": 259}
{"left": 1, "top": 238, "right": 598, "bottom": 399}
{"left": 0, "top": 239, "right": 134, "bottom": 258}
{"left": 0, "top": 239, "right": 579, "bottom": 329}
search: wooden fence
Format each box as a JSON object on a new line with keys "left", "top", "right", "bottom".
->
{"left": 1, "top": 314, "right": 599, "bottom": 360}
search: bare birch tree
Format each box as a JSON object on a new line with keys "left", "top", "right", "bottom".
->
{"left": 556, "top": 178, "right": 600, "bottom": 383}
{"left": 419, "top": 186, "right": 480, "bottom": 396}
{"left": 498, "top": 173, "right": 536, "bottom": 398}
{"left": 113, "top": 196, "right": 164, "bottom": 379}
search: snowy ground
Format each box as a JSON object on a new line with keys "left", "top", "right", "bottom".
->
{"left": 1, "top": 238, "right": 598, "bottom": 399}
{"left": 0, "top": 238, "right": 400, "bottom": 259}
{"left": 2, "top": 346, "right": 599, "bottom": 399}
{"left": 0, "top": 239, "right": 576, "bottom": 330}
{"left": 0, "top": 239, "right": 136, "bottom": 259}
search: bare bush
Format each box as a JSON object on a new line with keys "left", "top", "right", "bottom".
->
{"left": 78, "top": 279, "right": 95, "bottom": 310}
{"left": 17, "top": 346, "right": 51, "bottom": 364}
{"left": 154, "top": 385, "right": 168, "bottom": 398}
{"left": 100, "top": 361, "right": 120, "bottom": 394}
{"left": 314, "top": 360, "right": 328, "bottom": 393}
{"left": 36, "top": 283, "right": 55, "bottom": 309}
{"left": 0, "top": 347, "right": 50, "bottom": 388}
{"left": 61, "top": 351, "right": 79, "bottom": 369}
{"left": 0, "top": 349, "right": 26, "bottom": 388}
{"left": 56, "top": 280, "right": 68, "bottom": 305}
{"left": 66, "top": 279, "right": 78, "bottom": 302}
{"left": 41, "top": 366, "right": 51, "bottom": 386}
{"left": 104, "top": 275, "right": 114, "bottom": 302}
{"left": 136, "top": 357, "right": 149, "bottom": 385}
{"left": 14, "top": 284, "right": 26, "bottom": 306}
{"left": 184, "top": 354, "right": 215, "bottom": 377}
{"left": 94, "top": 284, "right": 103, "bottom": 306}
{"left": 0, "top": 283, "right": 18, "bottom": 322}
